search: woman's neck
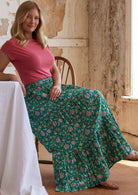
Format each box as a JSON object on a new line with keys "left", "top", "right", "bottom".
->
{"left": 25, "top": 33, "right": 33, "bottom": 40}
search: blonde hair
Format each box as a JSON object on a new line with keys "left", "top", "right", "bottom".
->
{"left": 11, "top": 1, "right": 47, "bottom": 48}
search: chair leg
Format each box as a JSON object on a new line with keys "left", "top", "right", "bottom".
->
{"left": 35, "top": 137, "right": 39, "bottom": 158}
{"left": 35, "top": 136, "right": 53, "bottom": 164}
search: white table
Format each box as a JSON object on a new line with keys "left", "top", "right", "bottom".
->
{"left": 0, "top": 82, "right": 48, "bottom": 195}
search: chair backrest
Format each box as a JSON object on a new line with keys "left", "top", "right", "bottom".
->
{"left": 55, "top": 56, "right": 76, "bottom": 85}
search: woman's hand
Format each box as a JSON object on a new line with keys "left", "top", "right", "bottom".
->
{"left": 50, "top": 85, "right": 61, "bottom": 101}
{"left": 9, "top": 74, "right": 26, "bottom": 97}
{"left": 50, "top": 62, "right": 62, "bottom": 100}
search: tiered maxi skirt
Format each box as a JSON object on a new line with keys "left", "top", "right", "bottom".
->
{"left": 25, "top": 78, "right": 133, "bottom": 192}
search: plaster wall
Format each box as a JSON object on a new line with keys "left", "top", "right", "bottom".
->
{"left": 88, "top": 0, "right": 138, "bottom": 150}
{"left": 55, "top": 0, "right": 89, "bottom": 87}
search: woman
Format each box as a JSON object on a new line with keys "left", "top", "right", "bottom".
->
{"left": 0, "top": 0, "right": 137, "bottom": 192}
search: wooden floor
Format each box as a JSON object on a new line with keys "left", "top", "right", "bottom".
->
{"left": 39, "top": 144, "right": 138, "bottom": 195}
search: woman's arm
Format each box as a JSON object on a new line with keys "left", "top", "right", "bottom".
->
{"left": 0, "top": 50, "right": 11, "bottom": 80}
{"left": 50, "top": 63, "right": 61, "bottom": 100}
{"left": 0, "top": 50, "right": 26, "bottom": 96}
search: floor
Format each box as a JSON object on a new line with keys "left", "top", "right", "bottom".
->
{"left": 39, "top": 144, "right": 138, "bottom": 195}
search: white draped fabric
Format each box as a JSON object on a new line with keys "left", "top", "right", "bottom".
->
{"left": 0, "top": 82, "right": 48, "bottom": 195}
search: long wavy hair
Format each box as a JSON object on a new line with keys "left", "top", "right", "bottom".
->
{"left": 11, "top": 1, "right": 47, "bottom": 48}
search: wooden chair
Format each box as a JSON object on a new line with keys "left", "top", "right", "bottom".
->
{"left": 36, "top": 56, "right": 76, "bottom": 164}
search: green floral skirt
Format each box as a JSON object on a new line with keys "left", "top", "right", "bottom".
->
{"left": 25, "top": 78, "right": 132, "bottom": 192}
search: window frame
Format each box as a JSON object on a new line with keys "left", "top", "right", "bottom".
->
{"left": 124, "top": 0, "right": 131, "bottom": 96}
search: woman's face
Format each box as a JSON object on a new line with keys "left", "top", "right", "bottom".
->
{"left": 22, "top": 8, "right": 40, "bottom": 38}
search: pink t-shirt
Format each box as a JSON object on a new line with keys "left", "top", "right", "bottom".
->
{"left": 1, "top": 38, "right": 55, "bottom": 85}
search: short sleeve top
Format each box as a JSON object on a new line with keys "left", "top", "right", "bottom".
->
{"left": 1, "top": 38, "right": 55, "bottom": 85}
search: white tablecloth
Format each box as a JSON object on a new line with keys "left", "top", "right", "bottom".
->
{"left": 0, "top": 82, "right": 48, "bottom": 195}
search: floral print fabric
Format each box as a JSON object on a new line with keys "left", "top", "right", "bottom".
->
{"left": 25, "top": 78, "right": 132, "bottom": 192}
